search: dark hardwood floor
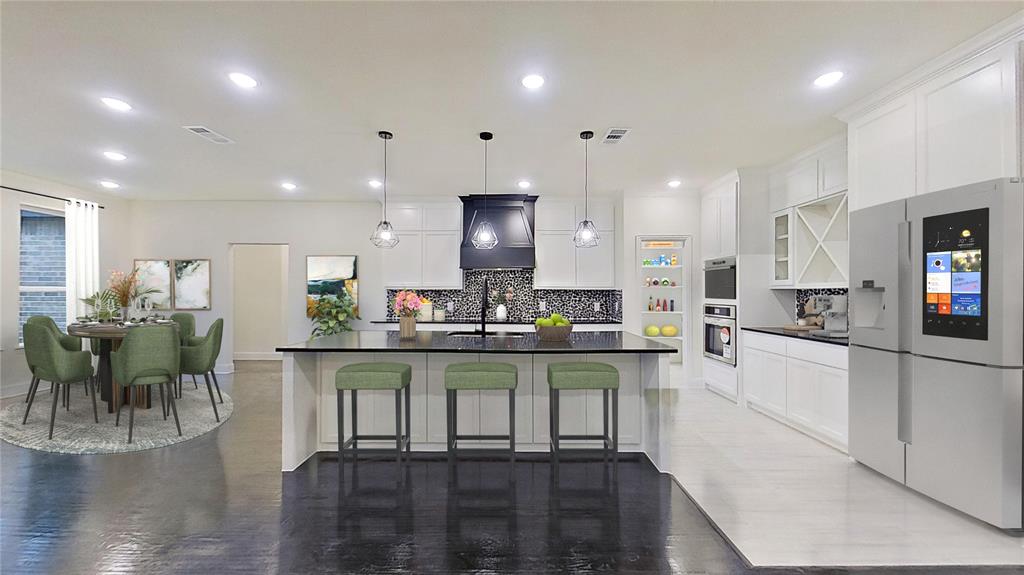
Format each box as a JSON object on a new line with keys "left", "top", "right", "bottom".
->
{"left": 2, "top": 361, "right": 1020, "bottom": 574}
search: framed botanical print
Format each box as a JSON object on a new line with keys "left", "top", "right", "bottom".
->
{"left": 134, "top": 259, "right": 173, "bottom": 310}
{"left": 173, "top": 259, "right": 211, "bottom": 310}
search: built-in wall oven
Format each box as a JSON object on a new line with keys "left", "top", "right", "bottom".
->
{"left": 704, "top": 257, "right": 737, "bottom": 300}
{"left": 703, "top": 304, "right": 736, "bottom": 366}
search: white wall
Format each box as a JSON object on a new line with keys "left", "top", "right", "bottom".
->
{"left": 125, "top": 200, "right": 383, "bottom": 373}
{"left": 231, "top": 244, "right": 287, "bottom": 360}
{"left": 1, "top": 171, "right": 130, "bottom": 398}
{"left": 621, "top": 190, "right": 703, "bottom": 386}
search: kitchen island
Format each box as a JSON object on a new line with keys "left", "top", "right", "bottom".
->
{"left": 277, "top": 330, "right": 677, "bottom": 471}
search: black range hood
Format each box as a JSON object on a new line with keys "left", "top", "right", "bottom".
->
{"left": 459, "top": 194, "right": 538, "bottom": 269}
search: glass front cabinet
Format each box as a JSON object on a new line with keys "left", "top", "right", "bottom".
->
{"left": 771, "top": 209, "right": 794, "bottom": 287}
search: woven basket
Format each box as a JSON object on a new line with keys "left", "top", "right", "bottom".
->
{"left": 536, "top": 324, "right": 573, "bottom": 342}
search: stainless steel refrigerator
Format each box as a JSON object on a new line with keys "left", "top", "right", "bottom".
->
{"left": 849, "top": 178, "right": 1023, "bottom": 529}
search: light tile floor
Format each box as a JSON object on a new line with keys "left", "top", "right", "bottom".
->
{"left": 664, "top": 365, "right": 1024, "bottom": 568}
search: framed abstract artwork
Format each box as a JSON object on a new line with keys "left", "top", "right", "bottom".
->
{"left": 306, "top": 255, "right": 358, "bottom": 318}
{"left": 173, "top": 259, "right": 211, "bottom": 310}
{"left": 134, "top": 259, "right": 173, "bottom": 310}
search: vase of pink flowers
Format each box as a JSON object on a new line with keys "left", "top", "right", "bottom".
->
{"left": 489, "top": 285, "right": 514, "bottom": 322}
{"left": 394, "top": 290, "right": 424, "bottom": 339}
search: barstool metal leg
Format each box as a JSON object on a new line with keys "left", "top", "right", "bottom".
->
{"left": 612, "top": 388, "right": 619, "bottom": 464}
{"left": 350, "top": 390, "right": 358, "bottom": 451}
{"left": 404, "top": 384, "right": 411, "bottom": 457}
{"left": 603, "top": 388, "right": 610, "bottom": 462}
{"left": 337, "top": 390, "right": 344, "bottom": 467}
{"left": 446, "top": 390, "right": 454, "bottom": 468}
{"left": 509, "top": 388, "right": 516, "bottom": 467}
{"left": 394, "top": 389, "right": 402, "bottom": 468}
{"left": 550, "top": 388, "right": 559, "bottom": 468}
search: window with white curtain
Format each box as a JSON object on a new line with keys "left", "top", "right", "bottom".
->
{"left": 18, "top": 207, "right": 66, "bottom": 343}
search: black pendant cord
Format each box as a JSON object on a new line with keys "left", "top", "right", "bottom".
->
{"left": 382, "top": 136, "right": 388, "bottom": 221}
{"left": 584, "top": 136, "right": 589, "bottom": 220}
{"left": 483, "top": 139, "right": 488, "bottom": 219}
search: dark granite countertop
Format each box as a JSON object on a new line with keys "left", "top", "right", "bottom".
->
{"left": 277, "top": 330, "right": 675, "bottom": 354}
{"left": 370, "top": 318, "right": 622, "bottom": 325}
{"left": 742, "top": 327, "right": 848, "bottom": 347}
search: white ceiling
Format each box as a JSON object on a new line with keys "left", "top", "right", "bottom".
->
{"left": 2, "top": 2, "right": 1020, "bottom": 201}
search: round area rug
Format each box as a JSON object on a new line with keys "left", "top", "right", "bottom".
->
{"left": 0, "top": 384, "right": 233, "bottom": 454}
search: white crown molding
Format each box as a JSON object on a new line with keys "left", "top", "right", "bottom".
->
{"left": 837, "top": 9, "right": 1024, "bottom": 122}
{"left": 767, "top": 132, "right": 847, "bottom": 176}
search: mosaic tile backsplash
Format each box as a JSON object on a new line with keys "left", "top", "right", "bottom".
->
{"left": 385, "top": 269, "right": 622, "bottom": 323}
{"left": 795, "top": 288, "right": 848, "bottom": 318}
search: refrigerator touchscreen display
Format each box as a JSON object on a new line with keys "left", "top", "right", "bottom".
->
{"left": 922, "top": 208, "right": 988, "bottom": 340}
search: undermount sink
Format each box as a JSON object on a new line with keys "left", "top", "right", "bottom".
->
{"left": 446, "top": 330, "right": 525, "bottom": 338}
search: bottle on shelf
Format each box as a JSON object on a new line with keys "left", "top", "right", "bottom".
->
{"left": 670, "top": 299, "right": 675, "bottom": 312}
{"left": 648, "top": 296, "right": 654, "bottom": 311}
{"left": 655, "top": 299, "right": 662, "bottom": 312}
{"left": 671, "top": 253, "right": 678, "bottom": 266}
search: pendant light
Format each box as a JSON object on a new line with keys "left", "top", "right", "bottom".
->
{"left": 370, "top": 130, "right": 399, "bottom": 248}
{"left": 471, "top": 131, "right": 498, "bottom": 250}
{"left": 573, "top": 130, "right": 600, "bottom": 248}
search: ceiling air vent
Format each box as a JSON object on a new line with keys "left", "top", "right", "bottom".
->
{"left": 182, "top": 125, "right": 235, "bottom": 144}
{"left": 602, "top": 127, "right": 630, "bottom": 144}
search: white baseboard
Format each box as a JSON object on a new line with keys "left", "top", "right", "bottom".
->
{"left": 1, "top": 380, "right": 32, "bottom": 400}
{"left": 215, "top": 361, "right": 235, "bottom": 375}
{"left": 233, "top": 352, "right": 283, "bottom": 361}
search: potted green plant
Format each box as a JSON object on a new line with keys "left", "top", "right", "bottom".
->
{"left": 310, "top": 290, "right": 357, "bottom": 337}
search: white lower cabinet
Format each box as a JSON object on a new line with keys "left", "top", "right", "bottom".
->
{"left": 742, "top": 333, "right": 848, "bottom": 450}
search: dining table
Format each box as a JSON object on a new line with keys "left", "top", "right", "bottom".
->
{"left": 67, "top": 320, "right": 178, "bottom": 413}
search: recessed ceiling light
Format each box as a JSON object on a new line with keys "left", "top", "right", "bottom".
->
{"left": 103, "top": 151, "right": 127, "bottom": 161}
{"left": 100, "top": 97, "right": 132, "bottom": 112}
{"left": 521, "top": 74, "right": 545, "bottom": 90}
{"left": 229, "top": 72, "right": 258, "bottom": 89}
{"left": 368, "top": 179, "right": 383, "bottom": 189}
{"left": 517, "top": 180, "right": 532, "bottom": 189}
{"left": 99, "top": 180, "right": 120, "bottom": 189}
{"left": 281, "top": 182, "right": 297, "bottom": 191}
{"left": 813, "top": 71, "right": 844, "bottom": 88}
{"left": 667, "top": 180, "right": 682, "bottom": 188}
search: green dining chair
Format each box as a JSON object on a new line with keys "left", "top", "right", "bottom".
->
{"left": 22, "top": 322, "right": 97, "bottom": 439}
{"left": 170, "top": 312, "right": 197, "bottom": 394}
{"left": 24, "top": 316, "right": 84, "bottom": 405}
{"left": 111, "top": 325, "right": 181, "bottom": 443}
{"left": 180, "top": 318, "right": 224, "bottom": 421}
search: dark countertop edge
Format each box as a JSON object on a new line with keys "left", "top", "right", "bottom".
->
{"left": 742, "top": 326, "right": 849, "bottom": 347}
{"left": 276, "top": 347, "right": 674, "bottom": 354}
{"left": 370, "top": 319, "right": 623, "bottom": 325}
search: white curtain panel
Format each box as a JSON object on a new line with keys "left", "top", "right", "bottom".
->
{"left": 65, "top": 199, "right": 100, "bottom": 321}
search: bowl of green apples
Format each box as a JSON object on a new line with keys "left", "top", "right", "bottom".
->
{"left": 535, "top": 313, "right": 573, "bottom": 341}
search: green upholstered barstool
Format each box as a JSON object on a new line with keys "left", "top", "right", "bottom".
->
{"left": 445, "top": 362, "right": 518, "bottom": 466}
{"left": 547, "top": 362, "right": 620, "bottom": 466}
{"left": 336, "top": 362, "right": 412, "bottom": 468}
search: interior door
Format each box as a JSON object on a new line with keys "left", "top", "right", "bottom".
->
{"left": 907, "top": 355, "right": 1023, "bottom": 529}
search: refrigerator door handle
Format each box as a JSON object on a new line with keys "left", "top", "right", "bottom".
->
{"left": 897, "top": 220, "right": 912, "bottom": 351}
{"left": 897, "top": 353, "right": 913, "bottom": 444}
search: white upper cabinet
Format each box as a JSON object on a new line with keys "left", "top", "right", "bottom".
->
{"left": 701, "top": 176, "right": 738, "bottom": 261}
{"left": 535, "top": 198, "right": 577, "bottom": 231}
{"left": 422, "top": 202, "right": 461, "bottom": 231}
{"left": 534, "top": 231, "right": 576, "bottom": 288}
{"left": 848, "top": 94, "right": 917, "bottom": 211}
{"left": 917, "top": 43, "right": 1019, "bottom": 195}
{"left": 388, "top": 205, "right": 423, "bottom": 231}
{"left": 768, "top": 137, "right": 848, "bottom": 213}
{"left": 576, "top": 231, "right": 616, "bottom": 287}
{"left": 421, "top": 232, "right": 463, "bottom": 287}
{"left": 842, "top": 35, "right": 1020, "bottom": 212}
{"left": 382, "top": 232, "right": 424, "bottom": 288}
{"left": 381, "top": 201, "right": 462, "bottom": 289}
{"left": 533, "top": 197, "right": 618, "bottom": 288}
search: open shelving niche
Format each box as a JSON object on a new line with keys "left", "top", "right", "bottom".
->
{"left": 793, "top": 192, "right": 848, "bottom": 287}
{"left": 636, "top": 237, "right": 690, "bottom": 364}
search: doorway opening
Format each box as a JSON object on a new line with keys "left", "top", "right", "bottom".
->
{"left": 230, "top": 244, "right": 288, "bottom": 361}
